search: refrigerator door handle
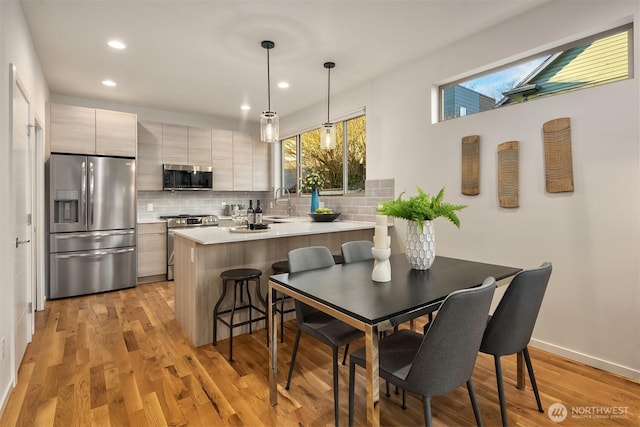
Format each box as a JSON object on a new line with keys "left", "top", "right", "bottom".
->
{"left": 81, "top": 160, "right": 87, "bottom": 228}
{"left": 88, "top": 161, "right": 94, "bottom": 226}
{"left": 55, "top": 247, "right": 135, "bottom": 259}
{"left": 54, "top": 230, "right": 135, "bottom": 240}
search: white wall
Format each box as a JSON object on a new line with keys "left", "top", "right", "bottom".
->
{"left": 283, "top": 0, "right": 640, "bottom": 379}
{"left": 0, "top": 0, "right": 49, "bottom": 412}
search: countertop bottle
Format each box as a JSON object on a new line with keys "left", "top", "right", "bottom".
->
{"left": 247, "top": 200, "right": 254, "bottom": 230}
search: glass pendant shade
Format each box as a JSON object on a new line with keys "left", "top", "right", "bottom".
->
{"left": 320, "top": 122, "right": 336, "bottom": 150}
{"left": 260, "top": 110, "right": 279, "bottom": 143}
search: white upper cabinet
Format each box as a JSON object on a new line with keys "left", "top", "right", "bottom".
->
{"left": 188, "top": 127, "right": 212, "bottom": 167}
{"left": 162, "top": 124, "right": 189, "bottom": 165}
{"left": 49, "top": 103, "right": 137, "bottom": 157}
{"left": 232, "top": 131, "right": 253, "bottom": 191}
{"left": 211, "top": 129, "right": 233, "bottom": 191}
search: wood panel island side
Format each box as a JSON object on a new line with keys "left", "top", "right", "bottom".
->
{"left": 173, "top": 220, "right": 375, "bottom": 347}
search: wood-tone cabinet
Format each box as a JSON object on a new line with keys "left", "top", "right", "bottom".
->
{"left": 49, "top": 103, "right": 137, "bottom": 156}
{"left": 162, "top": 124, "right": 189, "bottom": 165}
{"left": 137, "top": 222, "right": 167, "bottom": 282}
{"left": 211, "top": 129, "right": 233, "bottom": 191}
{"left": 232, "top": 131, "right": 253, "bottom": 191}
{"left": 137, "top": 121, "right": 163, "bottom": 191}
{"left": 252, "top": 135, "right": 270, "bottom": 191}
{"left": 188, "top": 127, "right": 212, "bottom": 166}
{"left": 49, "top": 103, "right": 95, "bottom": 154}
{"left": 134, "top": 119, "right": 269, "bottom": 192}
{"left": 95, "top": 109, "right": 137, "bottom": 157}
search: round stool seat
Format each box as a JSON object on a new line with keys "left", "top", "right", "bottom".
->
{"left": 221, "top": 268, "right": 262, "bottom": 281}
{"left": 271, "top": 260, "right": 290, "bottom": 274}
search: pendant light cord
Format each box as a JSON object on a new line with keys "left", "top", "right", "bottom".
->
{"left": 327, "top": 65, "right": 331, "bottom": 122}
{"left": 267, "top": 47, "right": 271, "bottom": 111}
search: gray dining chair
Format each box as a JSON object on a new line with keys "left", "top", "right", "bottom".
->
{"left": 285, "top": 246, "right": 365, "bottom": 427}
{"left": 480, "top": 262, "right": 552, "bottom": 427}
{"left": 348, "top": 277, "right": 497, "bottom": 427}
{"left": 340, "top": 240, "right": 373, "bottom": 263}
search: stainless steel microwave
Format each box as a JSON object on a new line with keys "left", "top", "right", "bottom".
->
{"left": 163, "top": 164, "right": 214, "bottom": 190}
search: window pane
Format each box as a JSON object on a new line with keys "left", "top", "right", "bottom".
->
{"left": 282, "top": 136, "right": 297, "bottom": 193}
{"left": 347, "top": 115, "right": 366, "bottom": 192}
{"left": 300, "top": 127, "right": 344, "bottom": 194}
{"left": 440, "top": 25, "right": 631, "bottom": 121}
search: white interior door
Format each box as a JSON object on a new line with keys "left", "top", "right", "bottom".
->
{"left": 11, "top": 65, "right": 33, "bottom": 376}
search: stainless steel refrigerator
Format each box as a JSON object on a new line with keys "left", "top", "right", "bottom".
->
{"left": 47, "top": 154, "right": 136, "bottom": 299}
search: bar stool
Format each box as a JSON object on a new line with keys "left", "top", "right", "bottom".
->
{"left": 213, "top": 268, "right": 267, "bottom": 361}
{"left": 271, "top": 260, "right": 294, "bottom": 342}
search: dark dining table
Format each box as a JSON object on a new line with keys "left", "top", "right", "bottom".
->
{"left": 268, "top": 254, "right": 522, "bottom": 426}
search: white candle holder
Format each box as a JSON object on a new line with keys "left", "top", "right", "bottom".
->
{"left": 371, "top": 247, "right": 391, "bottom": 282}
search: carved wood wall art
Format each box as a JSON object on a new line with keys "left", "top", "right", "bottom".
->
{"left": 461, "top": 135, "right": 480, "bottom": 196}
{"left": 498, "top": 141, "right": 519, "bottom": 208}
{"left": 543, "top": 117, "right": 574, "bottom": 193}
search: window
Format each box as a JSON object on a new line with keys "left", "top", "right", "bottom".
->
{"left": 281, "top": 114, "right": 366, "bottom": 195}
{"left": 440, "top": 24, "right": 633, "bottom": 121}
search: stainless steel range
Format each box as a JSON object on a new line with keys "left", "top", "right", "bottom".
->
{"left": 161, "top": 214, "right": 219, "bottom": 280}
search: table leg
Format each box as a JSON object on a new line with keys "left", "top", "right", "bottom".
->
{"left": 516, "top": 351, "right": 525, "bottom": 390}
{"left": 364, "top": 325, "right": 380, "bottom": 427}
{"left": 269, "top": 284, "right": 278, "bottom": 405}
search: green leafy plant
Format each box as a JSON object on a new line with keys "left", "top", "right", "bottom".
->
{"left": 377, "top": 186, "right": 467, "bottom": 231}
{"left": 300, "top": 168, "right": 326, "bottom": 191}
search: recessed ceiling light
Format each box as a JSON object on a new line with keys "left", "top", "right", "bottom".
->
{"left": 277, "top": 81, "right": 289, "bottom": 89}
{"left": 108, "top": 40, "right": 126, "bottom": 50}
{"left": 102, "top": 79, "right": 116, "bottom": 87}
{"left": 240, "top": 105, "right": 251, "bottom": 111}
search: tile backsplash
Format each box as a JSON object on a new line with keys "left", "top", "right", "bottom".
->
{"left": 137, "top": 178, "right": 395, "bottom": 223}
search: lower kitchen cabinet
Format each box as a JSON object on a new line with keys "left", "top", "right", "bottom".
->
{"left": 137, "top": 222, "right": 167, "bottom": 283}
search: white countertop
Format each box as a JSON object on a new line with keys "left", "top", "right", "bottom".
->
{"left": 172, "top": 220, "right": 375, "bottom": 245}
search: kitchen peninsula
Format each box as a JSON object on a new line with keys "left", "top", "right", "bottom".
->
{"left": 173, "top": 219, "right": 377, "bottom": 347}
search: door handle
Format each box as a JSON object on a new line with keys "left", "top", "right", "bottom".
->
{"left": 15, "top": 237, "right": 31, "bottom": 248}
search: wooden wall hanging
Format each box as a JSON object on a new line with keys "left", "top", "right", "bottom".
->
{"left": 461, "top": 135, "right": 480, "bottom": 196}
{"left": 543, "top": 117, "right": 574, "bottom": 193}
{"left": 498, "top": 141, "right": 519, "bottom": 208}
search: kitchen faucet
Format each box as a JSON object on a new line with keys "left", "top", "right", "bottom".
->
{"left": 274, "top": 187, "right": 292, "bottom": 217}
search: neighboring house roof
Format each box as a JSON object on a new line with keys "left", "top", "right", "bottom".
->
{"left": 497, "top": 30, "right": 629, "bottom": 106}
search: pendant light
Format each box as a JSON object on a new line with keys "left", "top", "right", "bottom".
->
{"left": 320, "top": 61, "right": 336, "bottom": 150}
{"left": 260, "top": 40, "right": 279, "bottom": 143}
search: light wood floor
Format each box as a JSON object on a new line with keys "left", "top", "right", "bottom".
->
{"left": 1, "top": 281, "right": 638, "bottom": 426}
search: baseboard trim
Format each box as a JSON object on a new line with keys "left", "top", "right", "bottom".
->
{"left": 530, "top": 338, "right": 640, "bottom": 381}
{"left": 0, "top": 381, "right": 14, "bottom": 421}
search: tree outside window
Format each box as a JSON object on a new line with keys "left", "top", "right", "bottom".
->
{"left": 282, "top": 115, "right": 366, "bottom": 195}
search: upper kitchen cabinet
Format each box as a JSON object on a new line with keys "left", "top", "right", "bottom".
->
{"left": 49, "top": 103, "right": 95, "bottom": 154}
{"left": 232, "top": 131, "right": 253, "bottom": 191}
{"left": 188, "top": 127, "right": 212, "bottom": 166}
{"left": 137, "top": 120, "right": 163, "bottom": 191}
{"left": 162, "top": 124, "right": 189, "bottom": 165}
{"left": 211, "top": 129, "right": 233, "bottom": 191}
{"left": 252, "top": 136, "right": 270, "bottom": 191}
{"left": 95, "top": 109, "right": 137, "bottom": 157}
{"left": 49, "top": 103, "right": 137, "bottom": 156}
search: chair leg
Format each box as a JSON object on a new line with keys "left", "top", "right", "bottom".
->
{"left": 348, "top": 359, "right": 356, "bottom": 427}
{"left": 333, "top": 347, "right": 340, "bottom": 426}
{"left": 342, "top": 344, "right": 350, "bottom": 366}
{"left": 494, "top": 356, "right": 508, "bottom": 427}
{"left": 286, "top": 329, "right": 302, "bottom": 390}
{"left": 423, "top": 396, "right": 433, "bottom": 427}
{"left": 467, "top": 379, "right": 483, "bottom": 427}
{"left": 523, "top": 347, "right": 544, "bottom": 413}
{"left": 402, "top": 389, "right": 406, "bottom": 409}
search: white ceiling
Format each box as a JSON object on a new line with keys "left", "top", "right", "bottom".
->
{"left": 20, "top": 0, "right": 550, "bottom": 123}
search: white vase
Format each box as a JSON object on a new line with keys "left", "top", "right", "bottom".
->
{"left": 406, "top": 220, "right": 435, "bottom": 270}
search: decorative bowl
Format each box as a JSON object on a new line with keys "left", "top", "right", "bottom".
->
{"left": 308, "top": 212, "right": 341, "bottom": 222}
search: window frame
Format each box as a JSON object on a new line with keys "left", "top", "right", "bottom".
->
{"left": 279, "top": 112, "right": 366, "bottom": 196}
